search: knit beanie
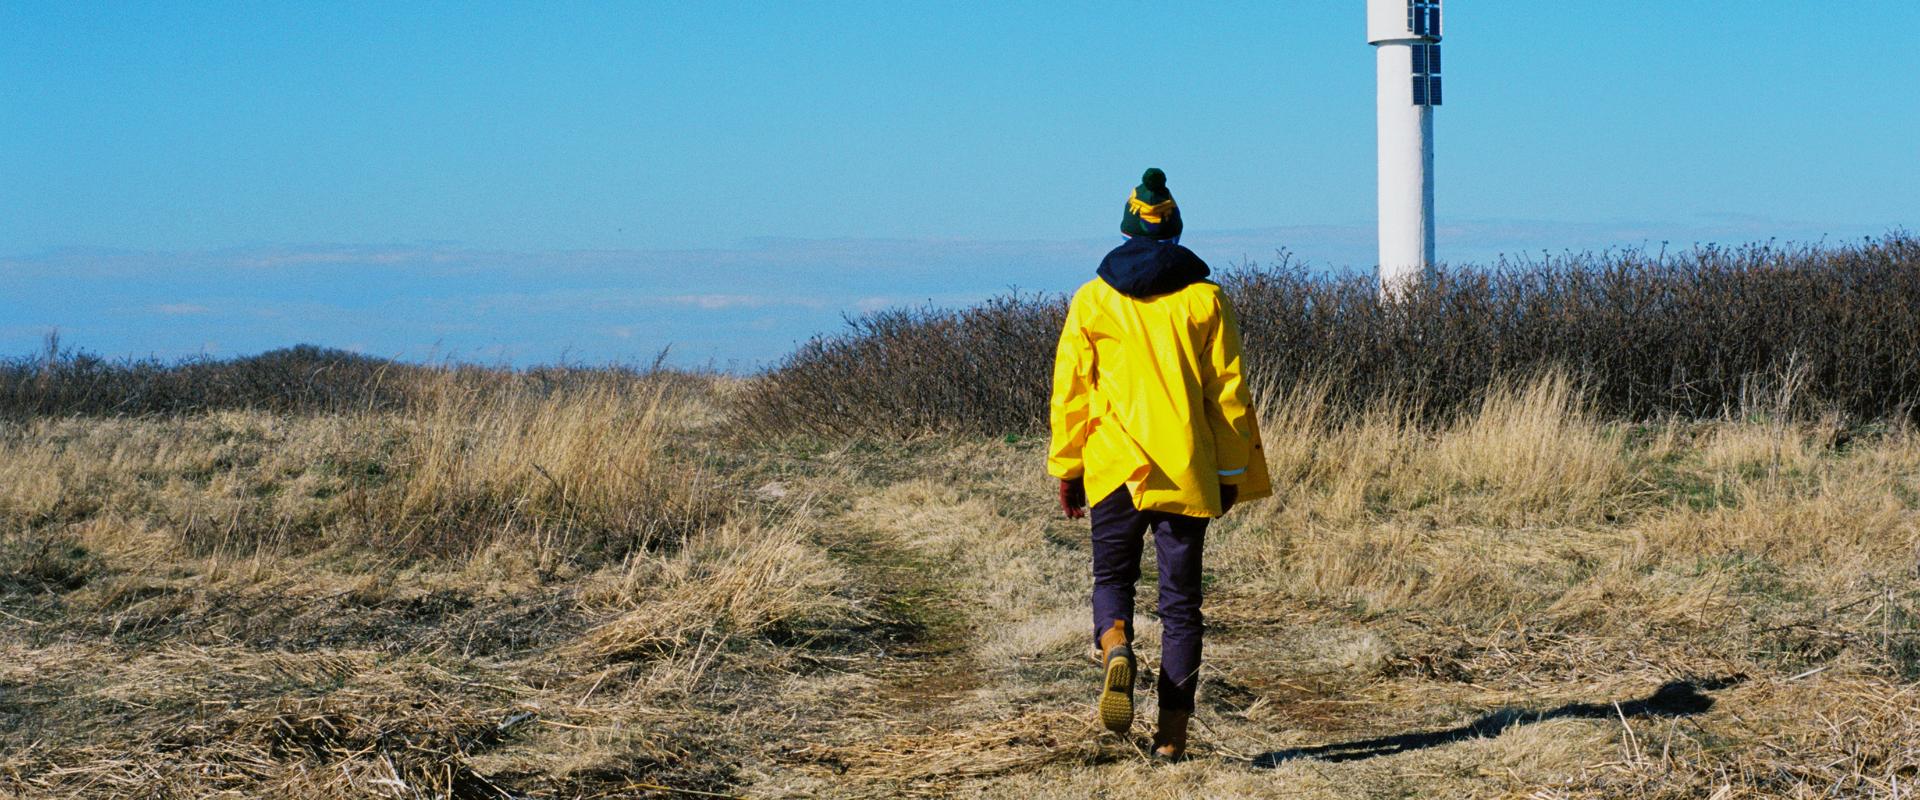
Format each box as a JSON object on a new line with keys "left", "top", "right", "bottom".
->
{"left": 1120, "top": 167, "right": 1183, "bottom": 240}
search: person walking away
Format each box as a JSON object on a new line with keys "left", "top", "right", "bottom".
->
{"left": 1048, "top": 168, "right": 1271, "bottom": 760}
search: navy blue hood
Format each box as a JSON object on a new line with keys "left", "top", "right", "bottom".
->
{"left": 1097, "top": 237, "right": 1211, "bottom": 298}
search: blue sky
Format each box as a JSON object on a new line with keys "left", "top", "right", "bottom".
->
{"left": 4, "top": 2, "right": 1916, "bottom": 367}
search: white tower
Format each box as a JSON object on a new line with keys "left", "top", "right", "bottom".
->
{"left": 1369, "top": 0, "right": 1442, "bottom": 297}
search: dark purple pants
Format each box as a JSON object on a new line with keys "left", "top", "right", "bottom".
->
{"left": 1090, "top": 486, "right": 1207, "bottom": 712}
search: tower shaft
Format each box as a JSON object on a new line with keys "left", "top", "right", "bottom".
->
{"left": 1367, "top": 0, "right": 1441, "bottom": 298}
{"left": 1375, "top": 41, "right": 1435, "bottom": 295}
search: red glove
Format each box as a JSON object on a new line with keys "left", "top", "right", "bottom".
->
{"left": 1059, "top": 477, "right": 1087, "bottom": 519}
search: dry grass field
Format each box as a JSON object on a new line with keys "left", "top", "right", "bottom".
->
{"left": 3, "top": 370, "right": 1918, "bottom": 798}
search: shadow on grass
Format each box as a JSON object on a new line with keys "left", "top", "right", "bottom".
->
{"left": 1250, "top": 677, "right": 1743, "bottom": 768}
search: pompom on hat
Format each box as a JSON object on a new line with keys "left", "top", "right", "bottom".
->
{"left": 1120, "top": 167, "right": 1183, "bottom": 240}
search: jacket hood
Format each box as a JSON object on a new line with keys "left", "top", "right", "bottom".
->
{"left": 1097, "top": 236, "right": 1211, "bottom": 298}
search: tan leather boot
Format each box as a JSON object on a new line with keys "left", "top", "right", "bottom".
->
{"left": 1096, "top": 620, "right": 1133, "bottom": 734}
{"left": 1151, "top": 706, "right": 1190, "bottom": 761}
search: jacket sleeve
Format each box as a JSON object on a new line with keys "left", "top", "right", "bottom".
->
{"left": 1047, "top": 293, "right": 1095, "bottom": 480}
{"left": 1202, "top": 291, "right": 1258, "bottom": 485}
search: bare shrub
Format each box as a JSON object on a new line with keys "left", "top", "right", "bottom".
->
{"left": 744, "top": 234, "right": 1920, "bottom": 438}
{"left": 732, "top": 293, "right": 1066, "bottom": 438}
{"left": 0, "top": 337, "right": 708, "bottom": 421}
{"left": 0, "top": 341, "right": 422, "bottom": 418}
{"left": 1232, "top": 235, "right": 1920, "bottom": 425}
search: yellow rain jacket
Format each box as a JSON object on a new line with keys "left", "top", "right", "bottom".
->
{"left": 1047, "top": 274, "right": 1271, "bottom": 517}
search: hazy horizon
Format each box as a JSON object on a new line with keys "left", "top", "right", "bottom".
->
{"left": 11, "top": 218, "right": 1904, "bottom": 369}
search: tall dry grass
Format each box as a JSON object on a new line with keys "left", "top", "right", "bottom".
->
{"left": 386, "top": 373, "right": 714, "bottom": 558}
{"left": 1238, "top": 369, "right": 1628, "bottom": 532}
{"left": 0, "top": 369, "right": 716, "bottom": 563}
{"left": 1217, "top": 372, "right": 1920, "bottom": 671}
{"left": 7, "top": 325, "right": 1920, "bottom": 797}
{"left": 4, "top": 363, "right": 1918, "bottom": 797}
{"left": 0, "top": 370, "right": 866, "bottom": 798}
{"left": 575, "top": 517, "right": 852, "bottom": 663}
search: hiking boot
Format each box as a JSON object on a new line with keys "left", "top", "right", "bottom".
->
{"left": 1096, "top": 620, "right": 1134, "bottom": 734}
{"left": 1151, "top": 706, "right": 1190, "bottom": 761}
{"left": 1090, "top": 646, "right": 1153, "bottom": 687}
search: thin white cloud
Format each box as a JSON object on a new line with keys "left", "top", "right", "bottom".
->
{"left": 226, "top": 246, "right": 442, "bottom": 269}
{"left": 153, "top": 303, "right": 210, "bottom": 315}
{"left": 659, "top": 293, "right": 821, "bottom": 311}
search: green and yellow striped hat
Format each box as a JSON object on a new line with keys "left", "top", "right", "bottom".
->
{"left": 1121, "top": 167, "right": 1183, "bottom": 240}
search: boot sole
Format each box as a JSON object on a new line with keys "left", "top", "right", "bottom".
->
{"left": 1098, "top": 645, "right": 1134, "bottom": 734}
